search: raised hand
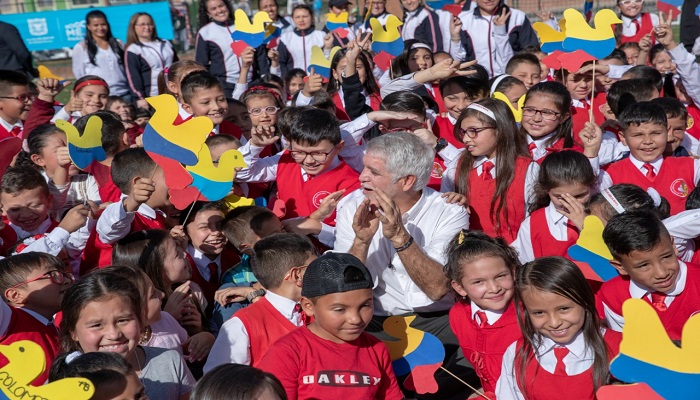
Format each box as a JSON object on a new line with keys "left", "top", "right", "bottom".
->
{"left": 493, "top": 7, "right": 511, "bottom": 26}
{"left": 250, "top": 124, "right": 279, "bottom": 147}
{"left": 654, "top": 11, "right": 676, "bottom": 49}
{"left": 36, "top": 78, "right": 68, "bottom": 102}
{"left": 301, "top": 67, "right": 324, "bottom": 96}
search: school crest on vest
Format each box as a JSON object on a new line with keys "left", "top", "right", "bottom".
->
{"left": 688, "top": 115, "right": 695, "bottom": 130}
{"left": 431, "top": 162, "right": 444, "bottom": 179}
{"left": 312, "top": 191, "right": 332, "bottom": 208}
{"left": 670, "top": 178, "right": 690, "bottom": 197}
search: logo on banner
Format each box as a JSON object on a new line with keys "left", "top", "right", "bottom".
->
{"left": 65, "top": 21, "right": 86, "bottom": 41}
{"left": 27, "top": 18, "right": 48, "bottom": 36}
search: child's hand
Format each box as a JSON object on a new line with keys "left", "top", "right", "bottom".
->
{"left": 169, "top": 224, "right": 188, "bottom": 251}
{"left": 556, "top": 193, "right": 587, "bottom": 231}
{"left": 184, "top": 332, "right": 215, "bottom": 362}
{"left": 36, "top": 78, "right": 68, "bottom": 102}
{"left": 655, "top": 11, "right": 677, "bottom": 49}
{"left": 323, "top": 32, "right": 334, "bottom": 50}
{"left": 450, "top": 17, "right": 462, "bottom": 42}
{"left": 535, "top": 6, "right": 554, "bottom": 21}
{"left": 240, "top": 46, "right": 255, "bottom": 70}
{"left": 250, "top": 125, "right": 279, "bottom": 147}
{"left": 441, "top": 192, "right": 468, "bottom": 206}
{"left": 346, "top": 32, "right": 370, "bottom": 62}
{"left": 311, "top": 189, "right": 344, "bottom": 221}
{"left": 411, "top": 126, "right": 438, "bottom": 148}
{"left": 56, "top": 145, "right": 72, "bottom": 169}
{"left": 64, "top": 92, "right": 83, "bottom": 114}
{"left": 267, "top": 48, "right": 279, "bottom": 67}
{"left": 164, "top": 281, "right": 192, "bottom": 320}
{"left": 58, "top": 203, "right": 90, "bottom": 233}
{"left": 136, "top": 99, "right": 149, "bottom": 110}
{"left": 123, "top": 177, "right": 155, "bottom": 212}
{"left": 367, "top": 110, "right": 423, "bottom": 125}
{"left": 419, "top": 58, "right": 477, "bottom": 83}
{"left": 301, "top": 68, "right": 324, "bottom": 97}
{"left": 639, "top": 34, "right": 653, "bottom": 53}
{"left": 179, "top": 304, "right": 203, "bottom": 331}
{"left": 214, "top": 286, "right": 255, "bottom": 306}
{"left": 493, "top": 7, "right": 511, "bottom": 26}
{"left": 282, "top": 217, "right": 322, "bottom": 236}
{"left": 579, "top": 121, "right": 602, "bottom": 158}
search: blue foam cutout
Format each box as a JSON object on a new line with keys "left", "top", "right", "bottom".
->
{"left": 392, "top": 333, "right": 445, "bottom": 376}
{"left": 563, "top": 37, "right": 617, "bottom": 59}
{"left": 610, "top": 354, "right": 700, "bottom": 400}
{"left": 142, "top": 124, "right": 198, "bottom": 166}
{"left": 231, "top": 31, "right": 266, "bottom": 49}
{"left": 189, "top": 173, "right": 232, "bottom": 202}
{"left": 254, "top": 197, "right": 267, "bottom": 207}
{"left": 263, "top": 27, "right": 281, "bottom": 44}
{"left": 326, "top": 21, "right": 347, "bottom": 31}
{"left": 372, "top": 40, "right": 404, "bottom": 57}
{"left": 67, "top": 143, "right": 106, "bottom": 169}
{"left": 567, "top": 245, "right": 618, "bottom": 281}
{"left": 308, "top": 65, "right": 331, "bottom": 78}
{"left": 541, "top": 41, "right": 565, "bottom": 54}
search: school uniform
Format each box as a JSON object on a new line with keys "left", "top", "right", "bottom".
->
{"left": 620, "top": 13, "right": 659, "bottom": 44}
{"left": 84, "top": 162, "right": 122, "bottom": 203}
{"left": 195, "top": 21, "right": 244, "bottom": 98}
{"left": 449, "top": 301, "right": 521, "bottom": 394}
{"left": 0, "top": 116, "right": 22, "bottom": 140}
{"left": 72, "top": 40, "right": 130, "bottom": 96}
{"left": 126, "top": 40, "right": 177, "bottom": 99}
{"left": 571, "top": 98, "right": 604, "bottom": 143}
{"left": 401, "top": 5, "right": 444, "bottom": 52}
{"left": 496, "top": 329, "right": 621, "bottom": 400}
{"left": 512, "top": 203, "right": 579, "bottom": 264}
{"left": 682, "top": 103, "right": 700, "bottom": 156}
{"left": 442, "top": 156, "right": 538, "bottom": 243}
{"left": 597, "top": 260, "right": 700, "bottom": 341}
{"left": 186, "top": 245, "right": 240, "bottom": 315}
{"left": 525, "top": 132, "right": 584, "bottom": 163}
{"left": 432, "top": 113, "right": 463, "bottom": 149}
{"left": 330, "top": 86, "right": 381, "bottom": 122}
{"left": 82, "top": 201, "right": 166, "bottom": 273}
{"left": 276, "top": 27, "right": 326, "bottom": 77}
{"left": 600, "top": 155, "right": 700, "bottom": 215}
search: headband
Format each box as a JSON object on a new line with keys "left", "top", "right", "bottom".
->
{"left": 490, "top": 74, "right": 511, "bottom": 96}
{"left": 65, "top": 351, "right": 82, "bottom": 364}
{"left": 601, "top": 188, "right": 625, "bottom": 214}
{"left": 647, "top": 187, "right": 662, "bottom": 207}
{"left": 410, "top": 43, "right": 431, "bottom": 51}
{"left": 245, "top": 85, "right": 282, "bottom": 104}
{"left": 467, "top": 103, "right": 496, "bottom": 121}
{"left": 74, "top": 79, "right": 109, "bottom": 93}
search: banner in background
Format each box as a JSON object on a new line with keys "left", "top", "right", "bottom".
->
{"left": 0, "top": 2, "right": 174, "bottom": 52}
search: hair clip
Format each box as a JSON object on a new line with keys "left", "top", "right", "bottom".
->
{"left": 246, "top": 85, "right": 283, "bottom": 103}
{"left": 458, "top": 230, "right": 465, "bottom": 245}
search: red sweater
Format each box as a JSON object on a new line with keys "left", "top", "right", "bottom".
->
{"left": 529, "top": 208, "right": 579, "bottom": 258}
{"left": 605, "top": 156, "right": 695, "bottom": 215}
{"left": 235, "top": 296, "right": 298, "bottom": 367}
{"left": 449, "top": 301, "right": 521, "bottom": 393}
{"left": 432, "top": 114, "right": 463, "bottom": 149}
{"left": 258, "top": 327, "right": 403, "bottom": 400}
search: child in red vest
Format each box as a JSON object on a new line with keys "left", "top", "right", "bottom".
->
{"left": 553, "top": 68, "right": 606, "bottom": 145}
{"left": 258, "top": 252, "right": 403, "bottom": 400}
{"left": 0, "top": 70, "right": 30, "bottom": 139}
{"left": 496, "top": 257, "right": 621, "bottom": 400}
{"left": 617, "top": 0, "right": 658, "bottom": 44}
{"left": 0, "top": 253, "right": 74, "bottom": 385}
{"left": 599, "top": 101, "right": 699, "bottom": 215}
{"left": 512, "top": 151, "right": 598, "bottom": 263}
{"left": 442, "top": 99, "right": 537, "bottom": 242}
{"left": 237, "top": 108, "right": 361, "bottom": 225}
{"left": 83, "top": 148, "right": 170, "bottom": 271}
{"left": 204, "top": 233, "right": 316, "bottom": 372}
{"left": 180, "top": 71, "right": 242, "bottom": 138}
{"left": 446, "top": 231, "right": 522, "bottom": 398}
{"left": 600, "top": 210, "right": 700, "bottom": 341}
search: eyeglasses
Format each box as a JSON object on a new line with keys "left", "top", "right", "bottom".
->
{"left": 248, "top": 106, "right": 280, "bottom": 116}
{"left": 0, "top": 95, "right": 35, "bottom": 103}
{"left": 521, "top": 107, "right": 560, "bottom": 121}
{"left": 618, "top": 0, "right": 643, "bottom": 5}
{"left": 289, "top": 146, "right": 337, "bottom": 163}
{"left": 10, "top": 270, "right": 75, "bottom": 289}
{"left": 135, "top": 23, "right": 154, "bottom": 27}
{"left": 458, "top": 126, "right": 495, "bottom": 140}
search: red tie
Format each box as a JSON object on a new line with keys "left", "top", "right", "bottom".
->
{"left": 475, "top": 310, "right": 488, "bottom": 328}
{"left": 207, "top": 262, "right": 219, "bottom": 283}
{"left": 554, "top": 346, "right": 569, "bottom": 375}
{"left": 481, "top": 161, "right": 494, "bottom": 180}
{"left": 9, "top": 126, "right": 21, "bottom": 137}
{"left": 651, "top": 292, "right": 667, "bottom": 312}
{"left": 643, "top": 163, "right": 656, "bottom": 182}
{"left": 528, "top": 142, "right": 537, "bottom": 157}
{"left": 632, "top": 18, "right": 641, "bottom": 33}
{"left": 294, "top": 303, "right": 310, "bottom": 325}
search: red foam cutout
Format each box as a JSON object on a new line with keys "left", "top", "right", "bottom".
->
{"left": 374, "top": 51, "right": 394, "bottom": 71}
{"left": 332, "top": 27, "right": 349, "bottom": 38}
{"left": 597, "top": 383, "right": 664, "bottom": 400}
{"left": 230, "top": 40, "right": 249, "bottom": 57}
{"left": 169, "top": 186, "right": 207, "bottom": 211}
{"left": 559, "top": 49, "right": 596, "bottom": 72}
{"left": 441, "top": 4, "right": 462, "bottom": 18}
{"left": 146, "top": 152, "right": 192, "bottom": 190}
{"left": 542, "top": 50, "right": 565, "bottom": 70}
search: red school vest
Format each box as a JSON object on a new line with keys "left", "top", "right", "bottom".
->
{"left": 331, "top": 92, "right": 381, "bottom": 122}
{"left": 621, "top": 13, "right": 655, "bottom": 44}
{"left": 0, "top": 307, "right": 60, "bottom": 386}
{"left": 467, "top": 157, "right": 530, "bottom": 243}
{"left": 596, "top": 262, "right": 700, "bottom": 341}
{"left": 604, "top": 157, "right": 695, "bottom": 215}
{"left": 275, "top": 152, "right": 361, "bottom": 226}
{"left": 685, "top": 103, "right": 700, "bottom": 142}
{"left": 84, "top": 162, "right": 121, "bottom": 203}
{"left": 427, "top": 155, "right": 447, "bottom": 192}
{"left": 449, "top": 302, "right": 521, "bottom": 394}
{"left": 514, "top": 330, "right": 621, "bottom": 400}
{"left": 234, "top": 296, "right": 298, "bottom": 368}
{"left": 432, "top": 114, "right": 464, "bottom": 149}
{"left": 529, "top": 208, "right": 579, "bottom": 258}
{"left": 571, "top": 101, "right": 604, "bottom": 145}
{"left": 81, "top": 210, "right": 167, "bottom": 275}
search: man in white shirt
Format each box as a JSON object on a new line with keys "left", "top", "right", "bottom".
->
{"left": 333, "top": 132, "right": 477, "bottom": 398}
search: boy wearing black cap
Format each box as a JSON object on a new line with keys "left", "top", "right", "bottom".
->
{"left": 258, "top": 252, "right": 403, "bottom": 400}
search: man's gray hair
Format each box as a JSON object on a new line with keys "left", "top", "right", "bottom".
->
{"left": 366, "top": 132, "right": 435, "bottom": 191}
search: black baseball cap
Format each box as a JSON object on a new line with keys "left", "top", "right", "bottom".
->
{"left": 329, "top": 0, "right": 351, "bottom": 8}
{"left": 302, "top": 252, "right": 373, "bottom": 298}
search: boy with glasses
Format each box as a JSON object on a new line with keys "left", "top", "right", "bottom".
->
{"left": 618, "top": 0, "right": 659, "bottom": 44}
{"left": 0, "top": 70, "right": 32, "bottom": 140}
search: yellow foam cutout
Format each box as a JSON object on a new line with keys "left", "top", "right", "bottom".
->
{"left": 620, "top": 299, "right": 700, "bottom": 374}
{"left": 576, "top": 215, "right": 613, "bottom": 259}
{"left": 310, "top": 46, "right": 341, "bottom": 70}
{"left": 234, "top": 9, "right": 271, "bottom": 34}
{"left": 371, "top": 15, "right": 403, "bottom": 43}
{"left": 186, "top": 145, "right": 247, "bottom": 183}
{"left": 383, "top": 315, "right": 421, "bottom": 359}
{"left": 493, "top": 92, "right": 525, "bottom": 122}
{"left": 146, "top": 94, "right": 213, "bottom": 155}
{"left": 327, "top": 11, "right": 348, "bottom": 24}
{"left": 58, "top": 115, "right": 102, "bottom": 149}
{"left": 38, "top": 65, "right": 65, "bottom": 81}
{"left": 532, "top": 21, "right": 565, "bottom": 44}
{"left": 563, "top": 9, "right": 621, "bottom": 41}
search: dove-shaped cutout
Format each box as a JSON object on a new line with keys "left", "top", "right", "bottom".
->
{"left": 382, "top": 316, "right": 444, "bottom": 394}
{"left": 493, "top": 92, "right": 525, "bottom": 122}
{"left": 606, "top": 299, "right": 700, "bottom": 400}
{"left": 231, "top": 10, "right": 272, "bottom": 49}
{"left": 308, "top": 46, "right": 342, "bottom": 78}
{"left": 371, "top": 14, "right": 404, "bottom": 57}
{"left": 186, "top": 145, "right": 248, "bottom": 202}
{"left": 38, "top": 65, "right": 67, "bottom": 83}
{"left": 567, "top": 215, "right": 618, "bottom": 282}
{"left": 263, "top": 22, "right": 281, "bottom": 45}
{"left": 532, "top": 21, "right": 565, "bottom": 54}
{"left": 57, "top": 116, "right": 106, "bottom": 170}
{"left": 143, "top": 94, "right": 213, "bottom": 166}
{"left": 0, "top": 340, "right": 95, "bottom": 399}
{"left": 562, "top": 8, "right": 622, "bottom": 59}
{"left": 326, "top": 11, "right": 349, "bottom": 37}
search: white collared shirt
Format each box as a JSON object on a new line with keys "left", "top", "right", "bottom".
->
{"left": 96, "top": 197, "right": 164, "bottom": 245}
{"left": 187, "top": 245, "right": 220, "bottom": 282}
{"left": 620, "top": 13, "right": 659, "bottom": 37}
{"left": 0, "top": 116, "right": 21, "bottom": 134}
{"left": 511, "top": 203, "right": 571, "bottom": 264}
{"left": 203, "top": 290, "right": 303, "bottom": 373}
{"left": 470, "top": 300, "right": 506, "bottom": 326}
{"left": 334, "top": 188, "right": 468, "bottom": 315}
{"left": 526, "top": 131, "right": 557, "bottom": 162}
{"left": 597, "top": 154, "right": 700, "bottom": 191}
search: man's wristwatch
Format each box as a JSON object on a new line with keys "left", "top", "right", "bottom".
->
{"left": 435, "top": 138, "right": 448, "bottom": 153}
{"left": 245, "top": 288, "right": 266, "bottom": 302}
